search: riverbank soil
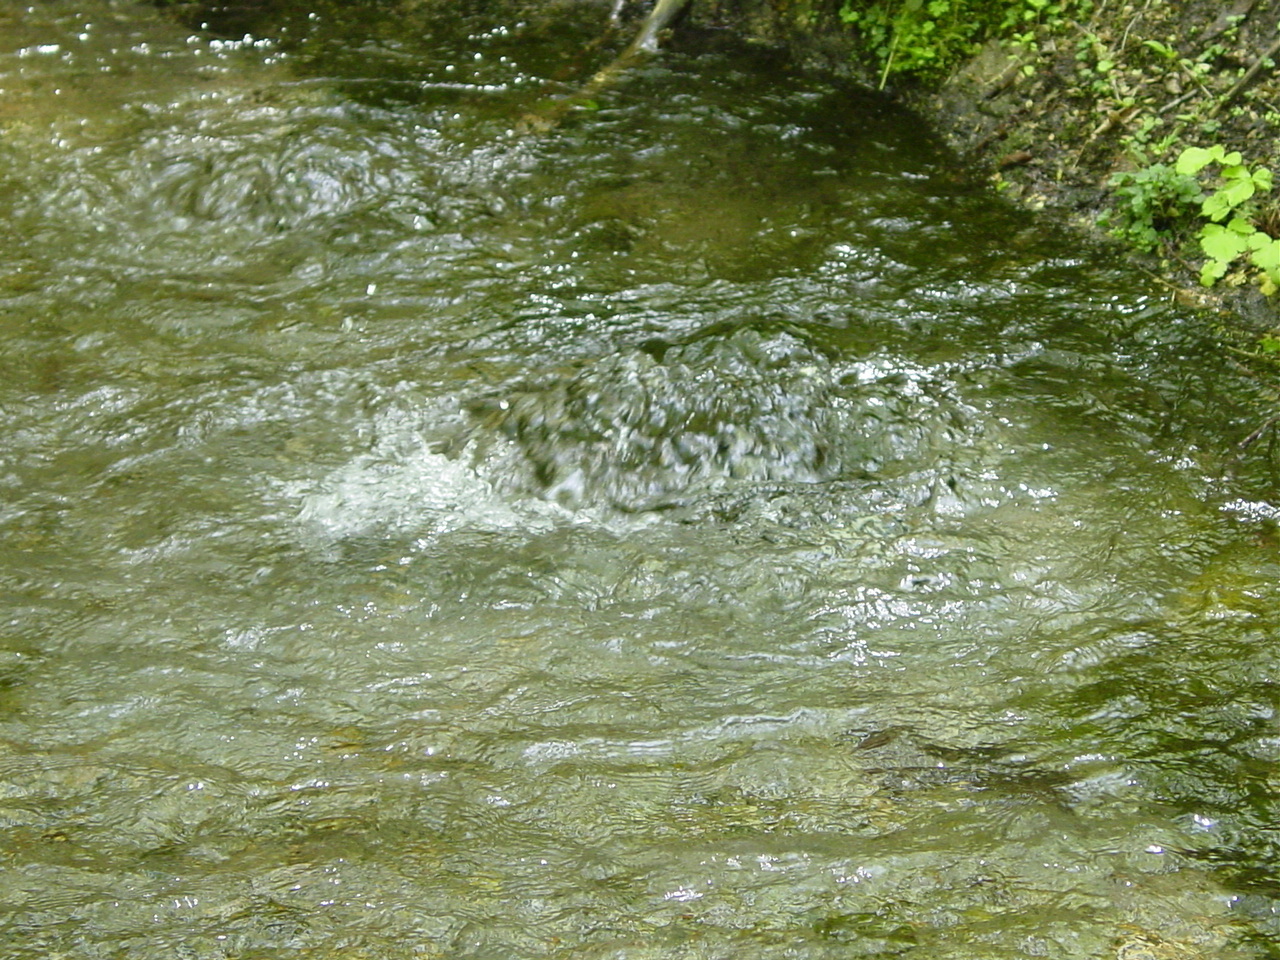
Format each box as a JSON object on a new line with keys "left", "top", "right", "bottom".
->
{"left": 911, "top": 0, "right": 1280, "bottom": 321}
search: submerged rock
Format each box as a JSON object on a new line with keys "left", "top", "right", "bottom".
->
{"left": 458, "top": 320, "right": 975, "bottom": 511}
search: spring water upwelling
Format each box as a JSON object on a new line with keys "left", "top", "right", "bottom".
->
{"left": 5, "top": 2, "right": 1280, "bottom": 957}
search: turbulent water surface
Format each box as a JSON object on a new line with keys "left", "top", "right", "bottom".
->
{"left": 5, "top": 2, "right": 1280, "bottom": 957}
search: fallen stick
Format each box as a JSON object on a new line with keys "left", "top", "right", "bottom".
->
{"left": 520, "top": 0, "right": 693, "bottom": 131}
{"left": 1210, "top": 31, "right": 1280, "bottom": 117}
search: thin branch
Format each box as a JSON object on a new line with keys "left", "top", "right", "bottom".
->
{"left": 1210, "top": 32, "right": 1280, "bottom": 117}
{"left": 1239, "top": 412, "right": 1280, "bottom": 450}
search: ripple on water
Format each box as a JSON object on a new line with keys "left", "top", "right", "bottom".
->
{"left": 0, "top": 1, "right": 1274, "bottom": 958}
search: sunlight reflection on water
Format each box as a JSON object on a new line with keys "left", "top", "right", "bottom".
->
{"left": 0, "top": 1, "right": 1277, "bottom": 958}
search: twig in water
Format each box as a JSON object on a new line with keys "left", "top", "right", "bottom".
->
{"left": 1239, "top": 411, "right": 1280, "bottom": 450}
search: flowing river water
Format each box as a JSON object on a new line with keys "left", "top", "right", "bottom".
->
{"left": 6, "top": 2, "right": 1280, "bottom": 957}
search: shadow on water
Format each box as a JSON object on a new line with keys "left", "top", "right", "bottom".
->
{"left": 5, "top": 0, "right": 1280, "bottom": 957}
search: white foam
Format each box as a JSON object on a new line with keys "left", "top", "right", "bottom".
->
{"left": 291, "top": 405, "right": 559, "bottom": 542}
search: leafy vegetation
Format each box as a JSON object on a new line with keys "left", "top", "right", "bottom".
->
{"left": 832, "top": 0, "right": 1280, "bottom": 310}
{"left": 836, "top": 0, "right": 1081, "bottom": 87}
{"left": 1105, "top": 145, "right": 1280, "bottom": 295}
{"left": 1103, "top": 163, "right": 1202, "bottom": 253}
{"left": 1176, "top": 145, "right": 1280, "bottom": 292}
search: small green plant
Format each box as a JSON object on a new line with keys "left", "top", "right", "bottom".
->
{"left": 1104, "top": 163, "right": 1203, "bottom": 252}
{"left": 1141, "top": 39, "right": 1176, "bottom": 60}
{"left": 1121, "top": 114, "right": 1178, "bottom": 166}
{"left": 1178, "top": 146, "right": 1271, "bottom": 220}
{"left": 1105, "top": 145, "right": 1280, "bottom": 296}
{"left": 1176, "top": 145, "right": 1280, "bottom": 292}
{"left": 1073, "top": 31, "right": 1118, "bottom": 97}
